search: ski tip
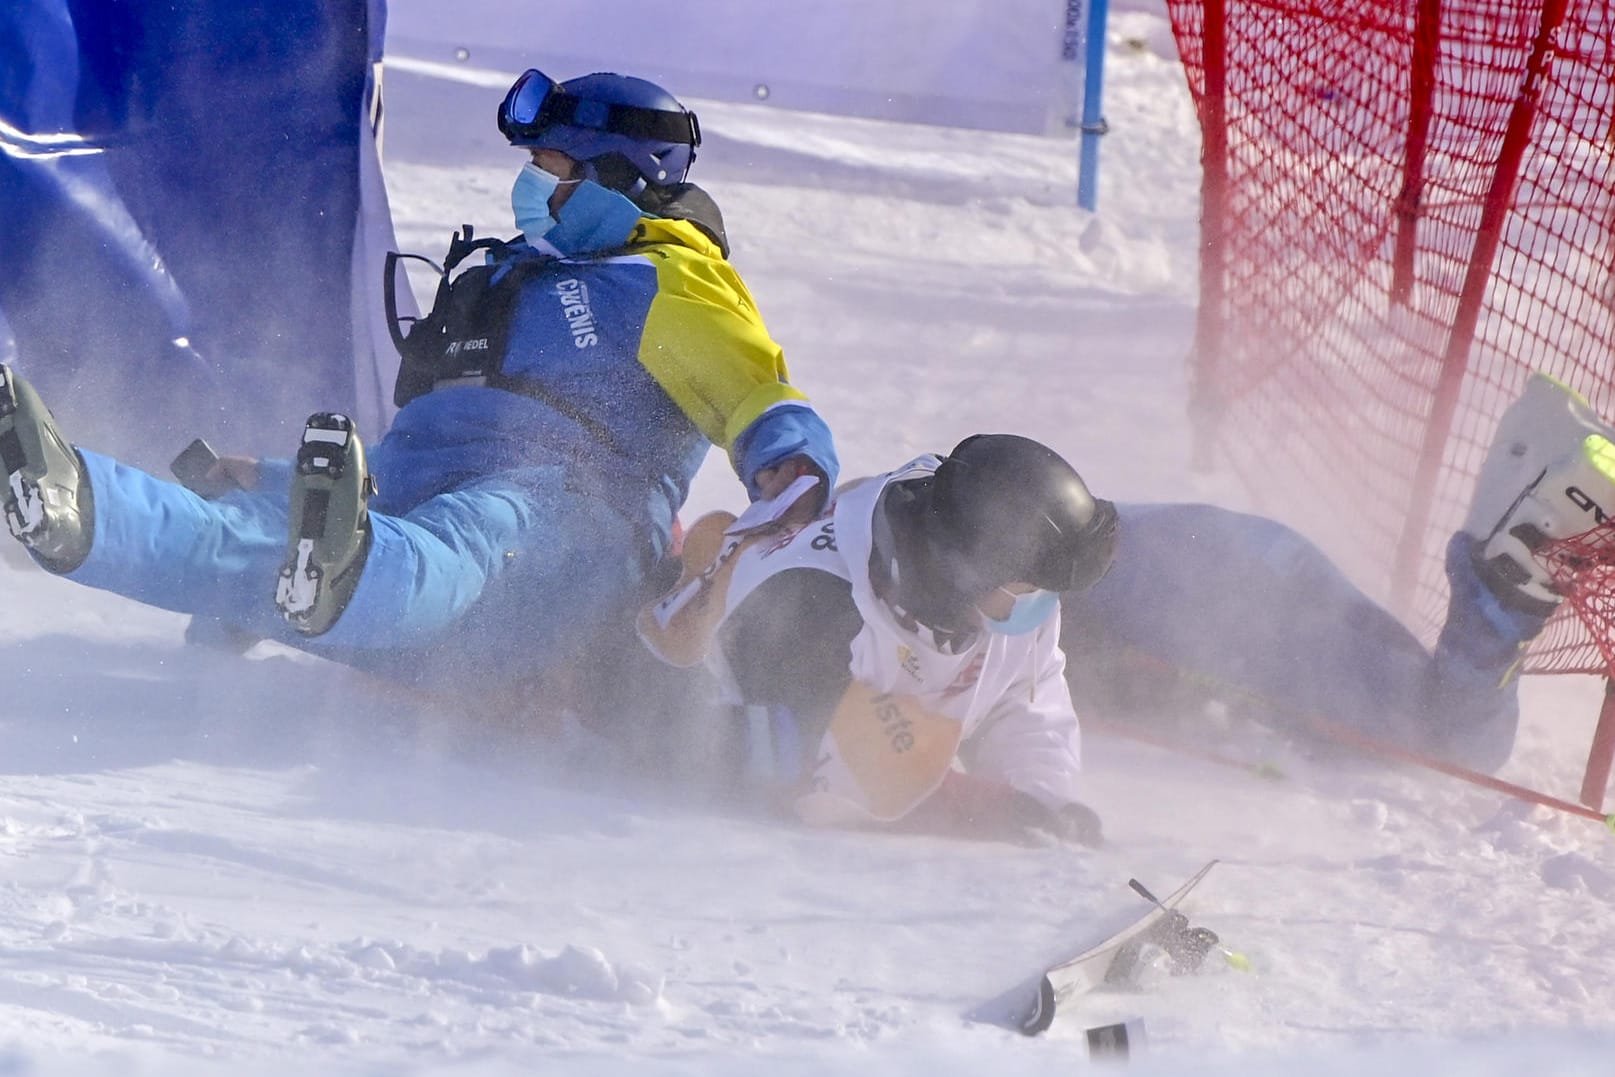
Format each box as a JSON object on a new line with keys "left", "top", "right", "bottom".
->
{"left": 1604, "top": 813, "right": 1615, "bottom": 835}
{"left": 962, "top": 972, "right": 1054, "bottom": 1035}
{"left": 1019, "top": 976, "right": 1057, "bottom": 1037}
{"left": 1222, "top": 948, "right": 1252, "bottom": 972}
{"left": 1253, "top": 760, "right": 1286, "bottom": 780}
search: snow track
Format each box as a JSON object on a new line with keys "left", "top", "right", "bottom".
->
{"left": 3, "top": 5, "right": 1613, "bottom": 1072}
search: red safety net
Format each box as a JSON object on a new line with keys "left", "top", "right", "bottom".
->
{"left": 1164, "top": 0, "right": 1615, "bottom": 803}
{"left": 1541, "top": 525, "right": 1615, "bottom": 804}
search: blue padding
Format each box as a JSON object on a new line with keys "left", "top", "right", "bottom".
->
{"left": 1, "top": 0, "right": 392, "bottom": 466}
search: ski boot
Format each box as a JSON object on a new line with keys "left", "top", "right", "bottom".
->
{"left": 1462, "top": 373, "right": 1615, "bottom": 542}
{"left": 274, "top": 413, "right": 374, "bottom": 636}
{"left": 0, "top": 363, "right": 94, "bottom": 572}
{"left": 1470, "top": 430, "right": 1615, "bottom": 618}
{"left": 1462, "top": 374, "right": 1615, "bottom": 615}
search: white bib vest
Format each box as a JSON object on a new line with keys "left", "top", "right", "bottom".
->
{"left": 708, "top": 456, "right": 1084, "bottom": 824}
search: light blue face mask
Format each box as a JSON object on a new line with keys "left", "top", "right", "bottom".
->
{"left": 981, "top": 588, "right": 1059, "bottom": 636}
{"left": 511, "top": 161, "right": 561, "bottom": 238}
{"left": 544, "top": 177, "right": 645, "bottom": 254}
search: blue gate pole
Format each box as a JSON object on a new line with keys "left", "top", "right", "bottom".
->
{"left": 1076, "top": 0, "right": 1111, "bottom": 211}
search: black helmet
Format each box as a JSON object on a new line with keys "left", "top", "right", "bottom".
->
{"left": 876, "top": 434, "right": 1118, "bottom": 634}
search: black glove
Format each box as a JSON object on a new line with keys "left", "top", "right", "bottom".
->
{"left": 1053, "top": 801, "right": 1105, "bottom": 847}
{"left": 1008, "top": 795, "right": 1105, "bottom": 848}
{"left": 910, "top": 774, "right": 1103, "bottom": 847}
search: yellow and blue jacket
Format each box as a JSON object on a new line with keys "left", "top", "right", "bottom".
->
{"left": 368, "top": 187, "right": 837, "bottom": 556}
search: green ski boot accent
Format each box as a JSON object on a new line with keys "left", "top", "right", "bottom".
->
{"left": 274, "top": 413, "right": 375, "bottom": 636}
{"left": 0, "top": 364, "right": 94, "bottom": 573}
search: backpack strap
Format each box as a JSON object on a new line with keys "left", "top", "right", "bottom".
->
{"left": 387, "top": 227, "right": 545, "bottom": 407}
{"left": 386, "top": 229, "right": 666, "bottom": 469}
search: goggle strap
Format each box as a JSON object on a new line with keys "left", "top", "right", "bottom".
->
{"left": 539, "top": 94, "right": 700, "bottom": 147}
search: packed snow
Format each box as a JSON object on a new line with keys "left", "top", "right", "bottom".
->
{"left": 3, "top": 4, "right": 1613, "bottom": 1074}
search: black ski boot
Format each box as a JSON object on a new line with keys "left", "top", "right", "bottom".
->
{"left": 0, "top": 364, "right": 94, "bottom": 572}
{"left": 274, "top": 413, "right": 374, "bottom": 636}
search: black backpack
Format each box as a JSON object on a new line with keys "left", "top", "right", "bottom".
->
{"left": 384, "top": 226, "right": 561, "bottom": 408}
{"left": 384, "top": 227, "right": 648, "bottom": 460}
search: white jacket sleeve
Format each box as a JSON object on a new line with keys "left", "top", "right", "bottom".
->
{"left": 957, "top": 612, "right": 1084, "bottom": 810}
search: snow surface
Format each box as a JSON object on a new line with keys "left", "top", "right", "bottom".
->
{"left": 4, "top": 5, "right": 1615, "bottom": 1073}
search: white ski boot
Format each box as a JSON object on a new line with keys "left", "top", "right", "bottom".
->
{"left": 1465, "top": 374, "right": 1615, "bottom": 614}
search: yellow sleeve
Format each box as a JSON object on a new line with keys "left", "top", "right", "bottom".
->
{"left": 636, "top": 231, "right": 807, "bottom": 450}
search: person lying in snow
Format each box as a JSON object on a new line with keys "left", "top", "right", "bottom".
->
{"left": 1061, "top": 373, "right": 1615, "bottom": 777}
{"left": 640, "top": 377, "right": 1615, "bottom": 841}
{"left": 0, "top": 67, "right": 836, "bottom": 700}
{"left": 638, "top": 433, "right": 1115, "bottom": 846}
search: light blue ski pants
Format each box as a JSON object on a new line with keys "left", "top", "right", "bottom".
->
{"left": 63, "top": 450, "right": 649, "bottom": 689}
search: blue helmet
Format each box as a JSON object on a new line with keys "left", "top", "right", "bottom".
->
{"left": 498, "top": 70, "right": 701, "bottom": 196}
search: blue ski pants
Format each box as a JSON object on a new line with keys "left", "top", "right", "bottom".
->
{"left": 64, "top": 450, "right": 651, "bottom": 690}
{"left": 1063, "top": 503, "right": 1526, "bottom": 772}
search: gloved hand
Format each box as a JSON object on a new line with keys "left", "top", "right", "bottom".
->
{"left": 1011, "top": 796, "right": 1105, "bottom": 849}
{"left": 1047, "top": 800, "right": 1105, "bottom": 847}
{"left": 745, "top": 455, "right": 828, "bottom": 530}
{"left": 907, "top": 772, "right": 1104, "bottom": 847}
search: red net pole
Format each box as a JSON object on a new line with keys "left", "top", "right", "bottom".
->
{"left": 1581, "top": 680, "right": 1615, "bottom": 809}
{"left": 1540, "top": 527, "right": 1615, "bottom": 809}
{"left": 1190, "top": 0, "right": 1229, "bottom": 463}
{"left": 1391, "top": 0, "right": 1443, "bottom": 307}
{"left": 1392, "top": 0, "right": 1574, "bottom": 601}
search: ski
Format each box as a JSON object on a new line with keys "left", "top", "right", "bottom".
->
{"left": 968, "top": 859, "right": 1220, "bottom": 1036}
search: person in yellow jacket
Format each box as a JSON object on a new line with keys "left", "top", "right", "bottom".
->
{"left": 1, "top": 69, "right": 838, "bottom": 702}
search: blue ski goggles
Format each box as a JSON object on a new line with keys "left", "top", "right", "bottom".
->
{"left": 497, "top": 69, "right": 701, "bottom": 155}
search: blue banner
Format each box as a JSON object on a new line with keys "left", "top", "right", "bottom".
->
{"left": 0, "top": 0, "right": 398, "bottom": 468}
